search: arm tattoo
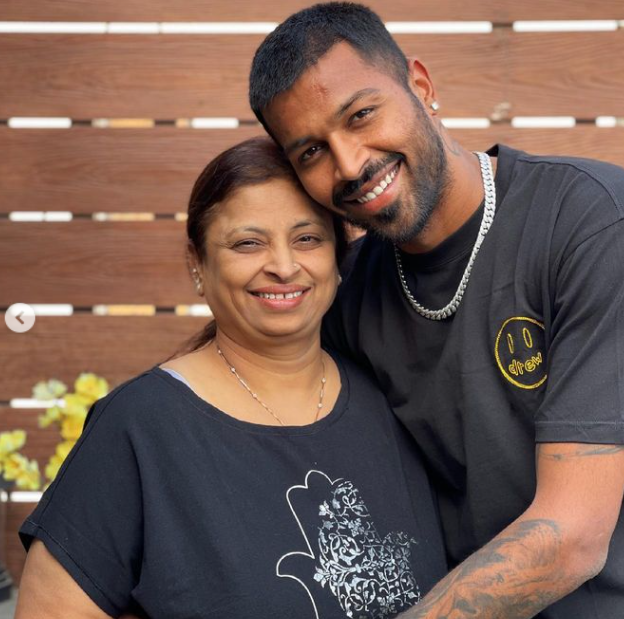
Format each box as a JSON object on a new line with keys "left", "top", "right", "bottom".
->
{"left": 540, "top": 444, "right": 624, "bottom": 462}
{"left": 399, "top": 519, "right": 586, "bottom": 619}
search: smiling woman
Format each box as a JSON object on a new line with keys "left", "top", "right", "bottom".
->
{"left": 15, "top": 137, "right": 447, "bottom": 619}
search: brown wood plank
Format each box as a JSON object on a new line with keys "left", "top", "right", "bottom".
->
{"left": 2, "top": 125, "right": 623, "bottom": 214}
{"left": 450, "top": 126, "right": 624, "bottom": 166}
{"left": 6, "top": 501, "right": 35, "bottom": 585}
{"left": 0, "top": 315, "right": 209, "bottom": 400}
{"left": 0, "top": 34, "right": 265, "bottom": 119}
{"left": 0, "top": 126, "right": 264, "bottom": 214}
{"left": 0, "top": 33, "right": 504, "bottom": 118}
{"left": 1, "top": 0, "right": 623, "bottom": 22}
{"left": 507, "top": 31, "right": 624, "bottom": 117}
{"left": 397, "top": 33, "right": 506, "bottom": 119}
{"left": 2, "top": 32, "right": 623, "bottom": 119}
{"left": 0, "top": 220, "right": 195, "bottom": 305}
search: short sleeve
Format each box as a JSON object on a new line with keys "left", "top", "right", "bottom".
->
{"left": 536, "top": 218, "right": 624, "bottom": 443}
{"left": 19, "top": 387, "right": 144, "bottom": 617}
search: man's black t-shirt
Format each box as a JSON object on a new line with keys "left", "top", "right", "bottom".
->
{"left": 323, "top": 144, "right": 624, "bottom": 618}
{"left": 19, "top": 353, "right": 447, "bottom": 618}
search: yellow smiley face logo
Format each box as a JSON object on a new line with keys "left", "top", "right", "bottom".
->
{"left": 495, "top": 317, "right": 547, "bottom": 390}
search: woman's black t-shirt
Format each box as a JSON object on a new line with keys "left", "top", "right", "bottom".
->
{"left": 19, "top": 353, "right": 447, "bottom": 618}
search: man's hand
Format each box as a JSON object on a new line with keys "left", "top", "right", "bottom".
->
{"left": 398, "top": 442, "right": 624, "bottom": 618}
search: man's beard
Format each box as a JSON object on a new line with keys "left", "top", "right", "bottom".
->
{"left": 338, "top": 96, "right": 450, "bottom": 245}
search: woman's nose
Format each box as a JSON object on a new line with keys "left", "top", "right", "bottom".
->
{"left": 263, "top": 249, "right": 301, "bottom": 280}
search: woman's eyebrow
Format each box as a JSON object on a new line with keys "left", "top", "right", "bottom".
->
{"left": 226, "top": 225, "right": 268, "bottom": 236}
{"left": 292, "top": 219, "right": 324, "bottom": 230}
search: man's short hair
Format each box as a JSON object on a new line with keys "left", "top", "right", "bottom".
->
{"left": 249, "top": 2, "right": 409, "bottom": 136}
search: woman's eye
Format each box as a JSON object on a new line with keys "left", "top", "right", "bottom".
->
{"left": 296, "top": 235, "right": 322, "bottom": 246}
{"left": 233, "top": 239, "right": 262, "bottom": 251}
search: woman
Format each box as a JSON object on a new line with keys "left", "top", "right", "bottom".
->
{"left": 16, "top": 137, "right": 447, "bottom": 619}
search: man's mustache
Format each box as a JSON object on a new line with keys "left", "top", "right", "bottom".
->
{"left": 333, "top": 154, "right": 402, "bottom": 207}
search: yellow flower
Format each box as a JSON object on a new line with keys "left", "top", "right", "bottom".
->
{"left": 15, "top": 460, "right": 41, "bottom": 491}
{"left": 44, "top": 454, "right": 64, "bottom": 482}
{"left": 62, "top": 393, "right": 92, "bottom": 419}
{"left": 0, "top": 430, "right": 26, "bottom": 457}
{"left": 56, "top": 440, "right": 75, "bottom": 460}
{"left": 74, "top": 373, "right": 109, "bottom": 401}
{"left": 44, "top": 442, "right": 75, "bottom": 482}
{"left": 38, "top": 406, "right": 62, "bottom": 429}
{"left": 3, "top": 453, "right": 28, "bottom": 481}
{"left": 61, "top": 416, "right": 85, "bottom": 441}
{"left": 32, "top": 379, "right": 67, "bottom": 400}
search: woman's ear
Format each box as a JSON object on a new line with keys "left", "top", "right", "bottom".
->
{"left": 186, "top": 245, "right": 204, "bottom": 296}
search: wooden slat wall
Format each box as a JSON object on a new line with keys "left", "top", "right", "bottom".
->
{"left": 1, "top": 1, "right": 623, "bottom": 586}
{"left": 0, "top": 127, "right": 264, "bottom": 214}
{"left": 0, "top": 220, "right": 193, "bottom": 305}
{"left": 1, "top": 0, "right": 623, "bottom": 21}
{"left": 2, "top": 32, "right": 624, "bottom": 119}
{"left": 5, "top": 503, "right": 34, "bottom": 588}
{"left": 2, "top": 126, "right": 624, "bottom": 215}
{"left": 0, "top": 316, "right": 208, "bottom": 400}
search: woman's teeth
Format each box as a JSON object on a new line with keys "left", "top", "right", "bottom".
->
{"left": 357, "top": 166, "right": 398, "bottom": 204}
{"left": 255, "top": 291, "right": 303, "bottom": 300}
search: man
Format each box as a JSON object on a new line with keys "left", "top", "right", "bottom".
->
{"left": 248, "top": 3, "right": 624, "bottom": 618}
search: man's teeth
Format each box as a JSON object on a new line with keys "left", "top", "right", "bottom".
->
{"left": 255, "top": 291, "right": 304, "bottom": 300}
{"left": 357, "top": 166, "right": 398, "bottom": 204}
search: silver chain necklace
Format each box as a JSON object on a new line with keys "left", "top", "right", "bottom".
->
{"left": 394, "top": 151, "right": 496, "bottom": 321}
{"left": 216, "top": 345, "right": 327, "bottom": 426}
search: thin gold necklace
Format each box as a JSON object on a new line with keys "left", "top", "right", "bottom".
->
{"left": 216, "top": 345, "right": 327, "bottom": 426}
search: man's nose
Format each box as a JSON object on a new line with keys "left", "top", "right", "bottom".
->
{"left": 329, "top": 134, "right": 369, "bottom": 181}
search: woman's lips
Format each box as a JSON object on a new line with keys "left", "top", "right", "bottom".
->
{"left": 249, "top": 287, "right": 310, "bottom": 310}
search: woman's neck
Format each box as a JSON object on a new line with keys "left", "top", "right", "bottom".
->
{"left": 213, "top": 328, "right": 324, "bottom": 382}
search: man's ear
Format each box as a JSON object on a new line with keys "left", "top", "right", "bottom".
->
{"left": 405, "top": 56, "right": 438, "bottom": 111}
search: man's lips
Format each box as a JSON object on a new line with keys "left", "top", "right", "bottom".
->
{"left": 342, "top": 161, "right": 401, "bottom": 204}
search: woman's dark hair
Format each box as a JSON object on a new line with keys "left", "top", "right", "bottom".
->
{"left": 163, "top": 136, "right": 348, "bottom": 361}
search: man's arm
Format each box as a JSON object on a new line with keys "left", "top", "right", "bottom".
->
{"left": 400, "top": 442, "right": 624, "bottom": 619}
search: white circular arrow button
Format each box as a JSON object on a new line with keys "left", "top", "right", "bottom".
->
{"left": 5, "top": 303, "right": 36, "bottom": 333}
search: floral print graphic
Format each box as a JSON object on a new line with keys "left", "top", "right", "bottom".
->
{"left": 314, "top": 480, "right": 420, "bottom": 618}
{"left": 276, "top": 471, "right": 420, "bottom": 619}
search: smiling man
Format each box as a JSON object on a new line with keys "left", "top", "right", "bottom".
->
{"left": 248, "top": 3, "right": 624, "bottom": 618}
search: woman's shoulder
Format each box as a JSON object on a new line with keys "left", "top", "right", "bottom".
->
{"left": 83, "top": 365, "right": 179, "bottom": 432}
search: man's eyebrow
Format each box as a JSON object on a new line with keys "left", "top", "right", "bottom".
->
{"left": 283, "top": 88, "right": 380, "bottom": 157}
{"left": 335, "top": 88, "right": 380, "bottom": 120}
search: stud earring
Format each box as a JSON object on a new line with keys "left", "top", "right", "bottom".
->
{"left": 192, "top": 267, "right": 203, "bottom": 295}
{"left": 430, "top": 100, "right": 440, "bottom": 112}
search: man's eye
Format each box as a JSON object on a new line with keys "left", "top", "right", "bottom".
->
{"left": 353, "top": 108, "right": 373, "bottom": 121}
{"left": 301, "top": 145, "right": 322, "bottom": 162}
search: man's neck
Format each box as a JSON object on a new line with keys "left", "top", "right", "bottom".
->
{"left": 399, "top": 147, "right": 496, "bottom": 254}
